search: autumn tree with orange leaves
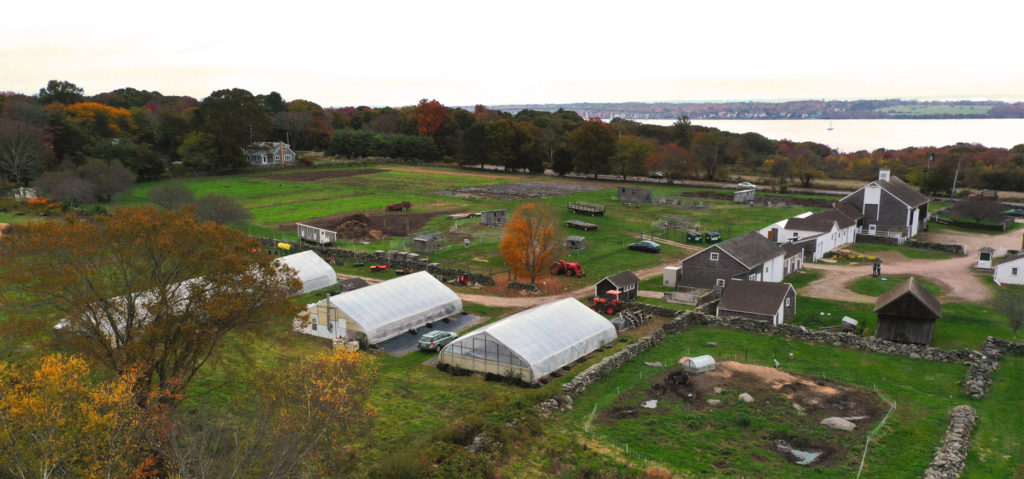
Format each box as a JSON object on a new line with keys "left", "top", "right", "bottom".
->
{"left": 415, "top": 99, "right": 449, "bottom": 137}
{"left": 500, "top": 203, "right": 560, "bottom": 285}
{"left": 0, "top": 206, "right": 304, "bottom": 406}
{"left": 0, "top": 355, "right": 156, "bottom": 478}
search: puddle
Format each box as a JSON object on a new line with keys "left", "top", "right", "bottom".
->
{"left": 790, "top": 449, "right": 822, "bottom": 465}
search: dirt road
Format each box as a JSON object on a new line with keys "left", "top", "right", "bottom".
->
{"left": 802, "top": 223, "right": 1023, "bottom": 304}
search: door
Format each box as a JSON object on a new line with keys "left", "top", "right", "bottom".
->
{"left": 768, "top": 228, "right": 777, "bottom": 242}
{"left": 867, "top": 224, "right": 876, "bottom": 235}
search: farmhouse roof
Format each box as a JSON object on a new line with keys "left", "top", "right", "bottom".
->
{"left": 836, "top": 202, "right": 865, "bottom": 221}
{"left": 718, "top": 280, "right": 794, "bottom": 316}
{"left": 782, "top": 242, "right": 805, "bottom": 258}
{"left": 993, "top": 254, "right": 1024, "bottom": 267}
{"left": 808, "top": 207, "right": 858, "bottom": 228}
{"left": 715, "top": 231, "right": 785, "bottom": 269}
{"left": 601, "top": 270, "right": 639, "bottom": 288}
{"left": 785, "top": 216, "right": 837, "bottom": 233}
{"left": 874, "top": 277, "right": 942, "bottom": 318}
{"left": 980, "top": 247, "right": 995, "bottom": 253}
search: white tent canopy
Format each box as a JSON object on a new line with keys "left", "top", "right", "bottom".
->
{"left": 328, "top": 271, "right": 461, "bottom": 344}
{"left": 439, "top": 298, "right": 616, "bottom": 383}
{"left": 275, "top": 250, "right": 338, "bottom": 295}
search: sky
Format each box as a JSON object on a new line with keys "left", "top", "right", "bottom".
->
{"left": 4, "top": 0, "right": 1024, "bottom": 108}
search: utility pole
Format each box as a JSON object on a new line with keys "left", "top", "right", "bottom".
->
{"left": 950, "top": 155, "right": 963, "bottom": 201}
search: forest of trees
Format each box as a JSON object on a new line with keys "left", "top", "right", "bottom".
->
{"left": 2, "top": 80, "right": 1024, "bottom": 199}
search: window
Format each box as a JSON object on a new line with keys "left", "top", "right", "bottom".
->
{"left": 748, "top": 274, "right": 756, "bottom": 280}
{"left": 785, "top": 297, "right": 791, "bottom": 307}
{"left": 981, "top": 253, "right": 991, "bottom": 261}
{"left": 1013, "top": 267, "right": 1019, "bottom": 276}
{"left": 715, "top": 279, "right": 725, "bottom": 287}
{"left": 710, "top": 252, "right": 719, "bottom": 261}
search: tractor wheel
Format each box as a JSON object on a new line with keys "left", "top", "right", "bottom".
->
{"left": 606, "top": 307, "right": 616, "bottom": 315}
{"left": 567, "top": 269, "right": 576, "bottom": 277}
{"left": 551, "top": 266, "right": 560, "bottom": 274}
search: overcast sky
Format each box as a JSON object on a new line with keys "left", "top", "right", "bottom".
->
{"left": 4, "top": 0, "right": 1023, "bottom": 107}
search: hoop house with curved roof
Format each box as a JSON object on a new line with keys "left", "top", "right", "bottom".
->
{"left": 275, "top": 250, "right": 338, "bottom": 295}
{"left": 328, "top": 271, "right": 461, "bottom": 344}
{"left": 438, "top": 298, "right": 616, "bottom": 383}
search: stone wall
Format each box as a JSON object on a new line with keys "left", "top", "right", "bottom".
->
{"left": 257, "top": 237, "right": 495, "bottom": 285}
{"left": 964, "top": 336, "right": 1024, "bottom": 399}
{"left": 855, "top": 234, "right": 902, "bottom": 246}
{"left": 555, "top": 330, "right": 665, "bottom": 404}
{"left": 922, "top": 405, "right": 978, "bottom": 479}
{"left": 906, "top": 240, "right": 967, "bottom": 256}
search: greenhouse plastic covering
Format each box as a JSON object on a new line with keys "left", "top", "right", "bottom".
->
{"left": 275, "top": 250, "right": 338, "bottom": 295}
{"left": 328, "top": 271, "right": 461, "bottom": 344}
{"left": 443, "top": 298, "right": 616, "bottom": 381}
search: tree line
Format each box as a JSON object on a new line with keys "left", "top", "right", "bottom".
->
{"left": 2, "top": 80, "right": 1024, "bottom": 198}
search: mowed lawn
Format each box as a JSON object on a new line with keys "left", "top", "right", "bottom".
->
{"left": 548, "top": 327, "right": 1023, "bottom": 479}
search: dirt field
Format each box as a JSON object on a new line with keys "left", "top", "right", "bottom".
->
{"left": 259, "top": 168, "right": 385, "bottom": 182}
{"left": 675, "top": 190, "right": 834, "bottom": 208}
{"left": 279, "top": 210, "right": 443, "bottom": 241}
{"left": 435, "top": 181, "right": 606, "bottom": 200}
{"left": 598, "top": 361, "right": 887, "bottom": 467}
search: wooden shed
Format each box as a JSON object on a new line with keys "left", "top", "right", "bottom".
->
{"left": 595, "top": 270, "right": 640, "bottom": 301}
{"left": 617, "top": 187, "right": 652, "bottom": 203}
{"left": 413, "top": 235, "right": 437, "bottom": 254}
{"left": 480, "top": 209, "right": 507, "bottom": 226}
{"left": 874, "top": 277, "right": 942, "bottom": 346}
{"left": 566, "top": 236, "right": 586, "bottom": 252}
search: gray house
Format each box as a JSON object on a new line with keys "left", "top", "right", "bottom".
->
{"left": 679, "top": 231, "right": 786, "bottom": 291}
{"left": 595, "top": 270, "right": 640, "bottom": 301}
{"left": 717, "top": 279, "right": 796, "bottom": 326}
{"left": 839, "top": 168, "right": 929, "bottom": 239}
{"left": 480, "top": 209, "right": 506, "bottom": 226}
{"left": 617, "top": 187, "right": 652, "bottom": 203}
{"left": 244, "top": 142, "right": 296, "bottom": 167}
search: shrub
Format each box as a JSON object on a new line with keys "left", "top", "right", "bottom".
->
{"left": 643, "top": 466, "right": 673, "bottom": 479}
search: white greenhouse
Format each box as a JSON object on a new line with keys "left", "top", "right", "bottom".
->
{"left": 298, "top": 271, "right": 462, "bottom": 344}
{"left": 438, "top": 298, "right": 616, "bottom": 383}
{"left": 275, "top": 250, "right": 338, "bottom": 295}
{"left": 682, "top": 355, "right": 716, "bottom": 374}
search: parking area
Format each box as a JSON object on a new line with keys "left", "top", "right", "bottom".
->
{"left": 376, "top": 312, "right": 483, "bottom": 356}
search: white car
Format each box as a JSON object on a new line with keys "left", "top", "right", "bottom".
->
{"left": 736, "top": 182, "right": 757, "bottom": 189}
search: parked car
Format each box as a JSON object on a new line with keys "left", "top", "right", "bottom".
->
{"left": 1005, "top": 209, "right": 1024, "bottom": 218}
{"left": 648, "top": 172, "right": 664, "bottom": 179}
{"left": 627, "top": 240, "right": 661, "bottom": 253}
{"left": 736, "top": 182, "right": 757, "bottom": 189}
{"left": 418, "top": 330, "right": 458, "bottom": 352}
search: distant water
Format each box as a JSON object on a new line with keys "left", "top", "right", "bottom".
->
{"left": 632, "top": 119, "right": 1024, "bottom": 153}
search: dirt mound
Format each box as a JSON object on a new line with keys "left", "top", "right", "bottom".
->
{"left": 259, "top": 168, "right": 384, "bottom": 182}
{"left": 280, "top": 210, "right": 446, "bottom": 242}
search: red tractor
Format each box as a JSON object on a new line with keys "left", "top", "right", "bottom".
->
{"left": 370, "top": 264, "right": 389, "bottom": 272}
{"left": 385, "top": 201, "right": 412, "bottom": 212}
{"left": 551, "top": 260, "right": 585, "bottom": 277}
{"left": 591, "top": 293, "right": 624, "bottom": 315}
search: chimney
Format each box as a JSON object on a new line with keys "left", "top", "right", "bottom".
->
{"left": 878, "top": 168, "right": 891, "bottom": 181}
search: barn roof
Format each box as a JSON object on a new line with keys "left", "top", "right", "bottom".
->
{"left": 714, "top": 231, "right": 785, "bottom": 269}
{"left": 601, "top": 270, "right": 639, "bottom": 288}
{"left": 874, "top": 277, "right": 942, "bottom": 318}
{"left": 718, "top": 280, "right": 794, "bottom": 316}
{"left": 785, "top": 216, "right": 837, "bottom": 233}
{"left": 993, "top": 254, "right": 1024, "bottom": 267}
{"left": 858, "top": 176, "right": 929, "bottom": 208}
{"left": 782, "top": 242, "right": 805, "bottom": 259}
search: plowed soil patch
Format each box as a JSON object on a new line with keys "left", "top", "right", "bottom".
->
{"left": 280, "top": 211, "right": 445, "bottom": 241}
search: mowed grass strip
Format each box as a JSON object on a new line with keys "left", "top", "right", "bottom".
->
{"left": 846, "top": 243, "right": 955, "bottom": 260}
{"left": 848, "top": 275, "right": 944, "bottom": 297}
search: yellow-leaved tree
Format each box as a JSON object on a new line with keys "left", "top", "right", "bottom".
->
{"left": 500, "top": 202, "right": 560, "bottom": 285}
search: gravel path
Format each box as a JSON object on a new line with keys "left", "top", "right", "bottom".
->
{"left": 802, "top": 222, "right": 1023, "bottom": 304}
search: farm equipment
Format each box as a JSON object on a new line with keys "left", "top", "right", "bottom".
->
{"left": 394, "top": 267, "right": 415, "bottom": 275}
{"left": 386, "top": 201, "right": 412, "bottom": 212}
{"left": 370, "top": 264, "right": 389, "bottom": 272}
{"left": 456, "top": 274, "right": 470, "bottom": 286}
{"left": 591, "top": 294, "right": 624, "bottom": 315}
{"left": 551, "top": 260, "right": 585, "bottom": 277}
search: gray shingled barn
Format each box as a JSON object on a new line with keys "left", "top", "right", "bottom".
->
{"left": 873, "top": 277, "right": 942, "bottom": 345}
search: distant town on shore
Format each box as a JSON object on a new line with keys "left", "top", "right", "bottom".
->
{"left": 490, "top": 99, "right": 1024, "bottom": 120}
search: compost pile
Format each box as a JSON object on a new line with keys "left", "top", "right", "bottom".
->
{"left": 335, "top": 214, "right": 385, "bottom": 242}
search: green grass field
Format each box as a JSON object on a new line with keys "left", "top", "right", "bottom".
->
{"left": 848, "top": 275, "right": 944, "bottom": 297}
{"left": 786, "top": 269, "right": 823, "bottom": 291}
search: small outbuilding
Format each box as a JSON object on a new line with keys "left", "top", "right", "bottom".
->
{"left": 413, "top": 234, "right": 437, "bottom": 254}
{"left": 682, "top": 355, "right": 716, "bottom": 374}
{"left": 480, "top": 209, "right": 507, "bottom": 226}
{"left": 663, "top": 266, "right": 681, "bottom": 288}
{"left": 437, "top": 298, "right": 616, "bottom": 383}
{"left": 617, "top": 187, "right": 652, "bottom": 203}
{"left": 716, "top": 279, "right": 796, "bottom": 326}
{"left": 873, "top": 277, "right": 942, "bottom": 346}
{"left": 595, "top": 270, "right": 640, "bottom": 301}
{"left": 566, "top": 235, "right": 586, "bottom": 252}
{"left": 274, "top": 250, "right": 338, "bottom": 295}
{"left": 977, "top": 247, "right": 995, "bottom": 269}
{"left": 297, "top": 271, "right": 462, "bottom": 345}
{"left": 296, "top": 223, "right": 338, "bottom": 245}
{"left": 993, "top": 254, "right": 1024, "bottom": 286}
{"left": 733, "top": 189, "right": 756, "bottom": 203}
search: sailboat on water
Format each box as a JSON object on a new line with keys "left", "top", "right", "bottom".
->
{"left": 827, "top": 120, "right": 834, "bottom": 131}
